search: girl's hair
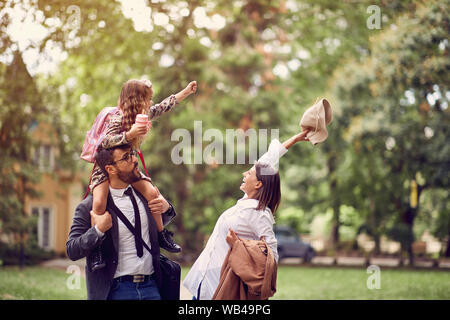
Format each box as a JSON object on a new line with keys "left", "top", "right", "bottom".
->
{"left": 118, "top": 79, "right": 153, "bottom": 147}
{"left": 254, "top": 162, "right": 281, "bottom": 214}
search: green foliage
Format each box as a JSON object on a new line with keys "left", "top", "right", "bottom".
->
{"left": 276, "top": 206, "right": 305, "bottom": 233}
{"left": 0, "top": 49, "right": 43, "bottom": 255}
{"left": 0, "top": 240, "right": 55, "bottom": 266}
{"left": 330, "top": 0, "right": 450, "bottom": 257}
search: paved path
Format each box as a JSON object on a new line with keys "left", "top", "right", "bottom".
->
{"left": 280, "top": 256, "right": 450, "bottom": 268}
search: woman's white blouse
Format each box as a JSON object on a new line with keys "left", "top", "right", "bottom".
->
{"left": 183, "top": 139, "right": 287, "bottom": 300}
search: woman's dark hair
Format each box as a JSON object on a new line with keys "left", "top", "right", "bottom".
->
{"left": 95, "top": 143, "right": 131, "bottom": 176}
{"left": 254, "top": 162, "right": 281, "bottom": 214}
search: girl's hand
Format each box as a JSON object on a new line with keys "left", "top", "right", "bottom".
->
{"left": 90, "top": 210, "right": 112, "bottom": 233}
{"left": 175, "top": 81, "right": 197, "bottom": 103}
{"left": 148, "top": 186, "right": 170, "bottom": 215}
{"left": 185, "top": 81, "right": 197, "bottom": 95}
{"left": 127, "top": 123, "right": 148, "bottom": 140}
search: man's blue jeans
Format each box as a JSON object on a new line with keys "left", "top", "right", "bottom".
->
{"left": 107, "top": 277, "right": 161, "bottom": 300}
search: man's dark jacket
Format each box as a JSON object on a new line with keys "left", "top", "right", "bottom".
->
{"left": 66, "top": 189, "right": 176, "bottom": 300}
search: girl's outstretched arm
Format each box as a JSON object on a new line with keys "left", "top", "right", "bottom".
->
{"left": 175, "top": 81, "right": 197, "bottom": 103}
{"left": 148, "top": 81, "right": 197, "bottom": 120}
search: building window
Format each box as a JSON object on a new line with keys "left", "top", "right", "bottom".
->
{"left": 31, "top": 206, "right": 53, "bottom": 250}
{"left": 32, "top": 144, "right": 54, "bottom": 171}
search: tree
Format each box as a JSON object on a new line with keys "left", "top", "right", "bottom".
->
{"left": 0, "top": 50, "right": 44, "bottom": 267}
{"left": 278, "top": 0, "right": 412, "bottom": 248}
{"left": 331, "top": 0, "right": 450, "bottom": 262}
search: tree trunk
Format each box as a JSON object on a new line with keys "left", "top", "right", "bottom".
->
{"left": 407, "top": 237, "right": 414, "bottom": 266}
{"left": 398, "top": 245, "right": 404, "bottom": 267}
{"left": 406, "top": 186, "right": 424, "bottom": 265}
{"left": 374, "top": 233, "right": 381, "bottom": 255}
{"left": 18, "top": 176, "right": 26, "bottom": 269}
{"left": 445, "top": 215, "right": 450, "bottom": 257}
{"left": 404, "top": 207, "right": 416, "bottom": 266}
{"left": 445, "top": 237, "right": 450, "bottom": 257}
{"left": 331, "top": 205, "right": 340, "bottom": 247}
{"left": 328, "top": 152, "right": 340, "bottom": 249}
{"left": 370, "top": 200, "right": 380, "bottom": 255}
{"left": 19, "top": 239, "right": 25, "bottom": 269}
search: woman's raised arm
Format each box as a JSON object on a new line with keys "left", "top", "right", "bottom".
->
{"left": 282, "top": 129, "right": 310, "bottom": 150}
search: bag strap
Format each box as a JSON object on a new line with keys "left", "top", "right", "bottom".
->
{"left": 137, "top": 149, "right": 150, "bottom": 177}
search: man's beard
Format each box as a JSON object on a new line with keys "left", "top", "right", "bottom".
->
{"left": 117, "top": 163, "right": 141, "bottom": 184}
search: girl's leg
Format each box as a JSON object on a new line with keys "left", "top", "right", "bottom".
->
{"left": 92, "top": 180, "right": 109, "bottom": 225}
{"left": 89, "top": 180, "right": 108, "bottom": 271}
{"left": 132, "top": 179, "right": 164, "bottom": 232}
{"left": 132, "top": 178, "right": 181, "bottom": 253}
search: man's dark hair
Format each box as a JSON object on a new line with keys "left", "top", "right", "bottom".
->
{"left": 95, "top": 143, "right": 131, "bottom": 176}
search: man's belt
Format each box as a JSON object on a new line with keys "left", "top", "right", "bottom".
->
{"left": 115, "top": 274, "right": 154, "bottom": 283}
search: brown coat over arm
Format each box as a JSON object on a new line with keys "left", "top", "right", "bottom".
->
{"left": 212, "top": 238, "right": 277, "bottom": 300}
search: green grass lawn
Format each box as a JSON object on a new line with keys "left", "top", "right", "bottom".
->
{"left": 1, "top": 265, "right": 449, "bottom": 300}
{"left": 272, "top": 266, "right": 450, "bottom": 300}
{"left": 0, "top": 266, "right": 87, "bottom": 300}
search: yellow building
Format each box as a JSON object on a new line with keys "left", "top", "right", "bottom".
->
{"left": 25, "top": 122, "right": 87, "bottom": 255}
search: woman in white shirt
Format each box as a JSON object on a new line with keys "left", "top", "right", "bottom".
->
{"left": 183, "top": 129, "right": 310, "bottom": 300}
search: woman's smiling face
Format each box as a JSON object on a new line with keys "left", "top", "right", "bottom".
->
{"left": 240, "top": 166, "right": 262, "bottom": 196}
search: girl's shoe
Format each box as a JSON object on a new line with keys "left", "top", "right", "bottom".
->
{"left": 158, "top": 229, "right": 182, "bottom": 253}
{"left": 88, "top": 245, "right": 106, "bottom": 272}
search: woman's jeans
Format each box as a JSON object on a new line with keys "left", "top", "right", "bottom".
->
{"left": 107, "top": 277, "right": 161, "bottom": 300}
